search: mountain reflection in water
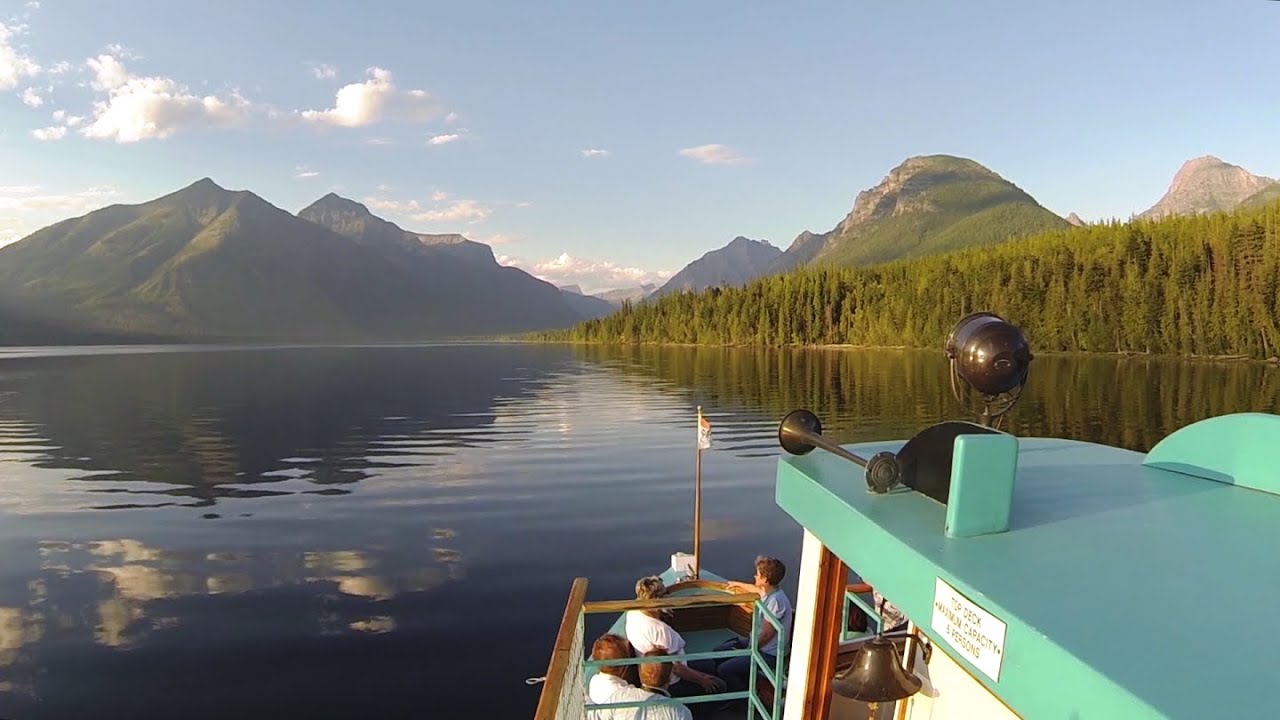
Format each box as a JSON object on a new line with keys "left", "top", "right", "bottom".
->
{"left": 0, "top": 343, "right": 1277, "bottom": 718}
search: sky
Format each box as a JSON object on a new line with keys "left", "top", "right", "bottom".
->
{"left": 1, "top": 1, "right": 1278, "bottom": 294}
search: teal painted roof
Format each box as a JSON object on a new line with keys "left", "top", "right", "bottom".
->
{"left": 775, "top": 425, "right": 1280, "bottom": 719}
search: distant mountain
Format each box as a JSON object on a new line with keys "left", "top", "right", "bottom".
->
{"left": 556, "top": 285, "right": 615, "bottom": 319}
{"left": 652, "top": 236, "right": 781, "bottom": 298}
{"left": 597, "top": 284, "right": 656, "bottom": 306}
{"left": 765, "top": 231, "right": 827, "bottom": 275}
{"left": 298, "top": 193, "right": 496, "bottom": 265}
{"left": 1140, "top": 156, "right": 1276, "bottom": 220}
{"left": 1238, "top": 182, "right": 1280, "bottom": 210}
{"left": 770, "top": 155, "right": 1068, "bottom": 270}
{"left": 1066, "top": 212, "right": 1087, "bottom": 227}
{"left": 0, "top": 179, "right": 580, "bottom": 342}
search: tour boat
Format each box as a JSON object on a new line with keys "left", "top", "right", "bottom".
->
{"left": 533, "top": 312, "right": 1280, "bottom": 719}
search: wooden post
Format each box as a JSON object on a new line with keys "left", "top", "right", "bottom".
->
{"left": 693, "top": 405, "right": 703, "bottom": 579}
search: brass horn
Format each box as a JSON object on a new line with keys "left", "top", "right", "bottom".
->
{"left": 777, "top": 409, "right": 904, "bottom": 493}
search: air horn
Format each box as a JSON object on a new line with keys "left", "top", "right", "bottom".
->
{"left": 778, "top": 409, "right": 904, "bottom": 493}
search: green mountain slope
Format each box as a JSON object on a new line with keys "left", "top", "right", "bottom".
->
{"left": 1240, "top": 183, "right": 1280, "bottom": 210}
{"left": 0, "top": 179, "right": 580, "bottom": 342}
{"left": 772, "top": 155, "right": 1069, "bottom": 270}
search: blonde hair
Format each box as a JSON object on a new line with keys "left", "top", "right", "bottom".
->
{"left": 635, "top": 576, "right": 666, "bottom": 600}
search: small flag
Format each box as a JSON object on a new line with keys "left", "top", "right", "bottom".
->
{"left": 697, "top": 412, "right": 712, "bottom": 450}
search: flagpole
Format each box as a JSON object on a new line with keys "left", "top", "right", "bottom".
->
{"left": 694, "top": 405, "right": 703, "bottom": 579}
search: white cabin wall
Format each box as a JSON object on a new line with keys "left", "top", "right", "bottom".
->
{"left": 782, "top": 529, "right": 824, "bottom": 720}
{"left": 903, "top": 643, "right": 1022, "bottom": 720}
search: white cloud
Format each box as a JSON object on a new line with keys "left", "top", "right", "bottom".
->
{"left": 498, "top": 252, "right": 673, "bottom": 294}
{"left": 581, "top": 148, "right": 610, "bottom": 158}
{"left": 0, "top": 185, "right": 120, "bottom": 212}
{"left": 514, "top": 201, "right": 534, "bottom": 208}
{"left": 415, "top": 199, "right": 489, "bottom": 223}
{"left": 293, "top": 165, "right": 320, "bottom": 179}
{"left": 87, "top": 54, "right": 128, "bottom": 91}
{"left": 363, "top": 197, "right": 423, "bottom": 216}
{"left": 307, "top": 62, "right": 337, "bottom": 80}
{"left": 300, "top": 67, "right": 440, "bottom": 128}
{"left": 67, "top": 53, "right": 251, "bottom": 143}
{"left": 25, "top": 1, "right": 40, "bottom": 9}
{"left": 0, "top": 217, "right": 25, "bottom": 247}
{"left": 20, "top": 86, "right": 40, "bottom": 106}
{"left": 475, "top": 233, "right": 523, "bottom": 246}
{"left": 47, "top": 60, "right": 72, "bottom": 75}
{"left": 363, "top": 194, "right": 491, "bottom": 226}
{"left": 0, "top": 185, "right": 123, "bottom": 242}
{"left": 31, "top": 125, "right": 64, "bottom": 140}
{"left": 0, "top": 22, "right": 41, "bottom": 91}
{"left": 444, "top": 111, "right": 459, "bottom": 124}
{"left": 427, "top": 132, "right": 461, "bottom": 146}
{"left": 0, "top": 185, "right": 122, "bottom": 247}
{"left": 50, "top": 109, "right": 84, "bottom": 126}
{"left": 366, "top": 137, "right": 394, "bottom": 146}
{"left": 375, "top": 183, "right": 393, "bottom": 192}
{"left": 102, "top": 43, "right": 141, "bottom": 61}
{"left": 678, "top": 143, "right": 752, "bottom": 166}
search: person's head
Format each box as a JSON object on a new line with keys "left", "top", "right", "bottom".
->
{"left": 634, "top": 576, "right": 667, "bottom": 600}
{"left": 591, "top": 633, "right": 634, "bottom": 679}
{"left": 754, "top": 556, "right": 785, "bottom": 589}
{"left": 638, "top": 648, "right": 673, "bottom": 690}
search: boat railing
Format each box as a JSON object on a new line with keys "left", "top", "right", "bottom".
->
{"left": 533, "top": 578, "right": 788, "bottom": 720}
{"left": 841, "top": 582, "right": 886, "bottom": 644}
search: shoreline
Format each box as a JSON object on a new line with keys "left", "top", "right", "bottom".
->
{"left": 519, "top": 339, "right": 1280, "bottom": 366}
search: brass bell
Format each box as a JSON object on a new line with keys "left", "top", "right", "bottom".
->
{"left": 831, "top": 635, "right": 923, "bottom": 703}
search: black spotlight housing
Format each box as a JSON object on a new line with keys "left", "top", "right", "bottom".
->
{"left": 945, "top": 312, "right": 1033, "bottom": 427}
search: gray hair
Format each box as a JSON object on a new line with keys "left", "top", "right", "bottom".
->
{"left": 635, "top": 576, "right": 667, "bottom": 600}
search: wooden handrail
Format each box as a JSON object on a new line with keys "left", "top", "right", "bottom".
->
{"left": 584, "top": 592, "right": 759, "bottom": 614}
{"left": 533, "top": 577, "right": 589, "bottom": 720}
{"left": 846, "top": 582, "right": 873, "bottom": 594}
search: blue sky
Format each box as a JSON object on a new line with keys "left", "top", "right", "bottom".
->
{"left": 1, "top": 1, "right": 1278, "bottom": 293}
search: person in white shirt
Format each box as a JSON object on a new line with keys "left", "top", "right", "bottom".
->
{"left": 715, "top": 555, "right": 794, "bottom": 693}
{"left": 624, "top": 577, "right": 724, "bottom": 717}
{"left": 587, "top": 633, "right": 655, "bottom": 720}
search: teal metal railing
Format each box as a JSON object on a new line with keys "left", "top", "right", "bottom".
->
{"left": 840, "top": 583, "right": 885, "bottom": 644}
{"left": 583, "top": 599, "right": 786, "bottom": 720}
{"left": 531, "top": 581, "right": 787, "bottom": 720}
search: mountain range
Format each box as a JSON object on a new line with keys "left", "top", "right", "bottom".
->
{"left": 0, "top": 180, "right": 584, "bottom": 342}
{"left": 1, "top": 152, "right": 1275, "bottom": 344}
{"left": 651, "top": 153, "right": 1278, "bottom": 301}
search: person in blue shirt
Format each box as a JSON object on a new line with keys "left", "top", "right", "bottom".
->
{"left": 714, "top": 556, "right": 793, "bottom": 693}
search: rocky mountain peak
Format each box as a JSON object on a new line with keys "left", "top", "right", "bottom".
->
{"left": 1066, "top": 212, "right": 1086, "bottom": 227}
{"left": 838, "top": 155, "right": 1003, "bottom": 233}
{"left": 1140, "top": 155, "right": 1275, "bottom": 219}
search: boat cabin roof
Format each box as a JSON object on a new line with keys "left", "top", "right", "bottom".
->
{"left": 775, "top": 412, "right": 1280, "bottom": 719}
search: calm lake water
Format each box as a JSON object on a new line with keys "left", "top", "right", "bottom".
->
{"left": 0, "top": 343, "right": 1277, "bottom": 719}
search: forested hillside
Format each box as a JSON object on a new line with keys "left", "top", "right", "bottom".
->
{"left": 537, "top": 200, "right": 1280, "bottom": 359}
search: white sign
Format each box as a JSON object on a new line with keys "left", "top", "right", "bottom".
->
{"left": 930, "top": 577, "right": 1007, "bottom": 682}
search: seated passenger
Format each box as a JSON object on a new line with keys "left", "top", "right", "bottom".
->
{"left": 587, "top": 633, "right": 652, "bottom": 720}
{"left": 624, "top": 577, "right": 725, "bottom": 695}
{"left": 716, "top": 556, "right": 794, "bottom": 693}
{"left": 637, "top": 648, "right": 694, "bottom": 720}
